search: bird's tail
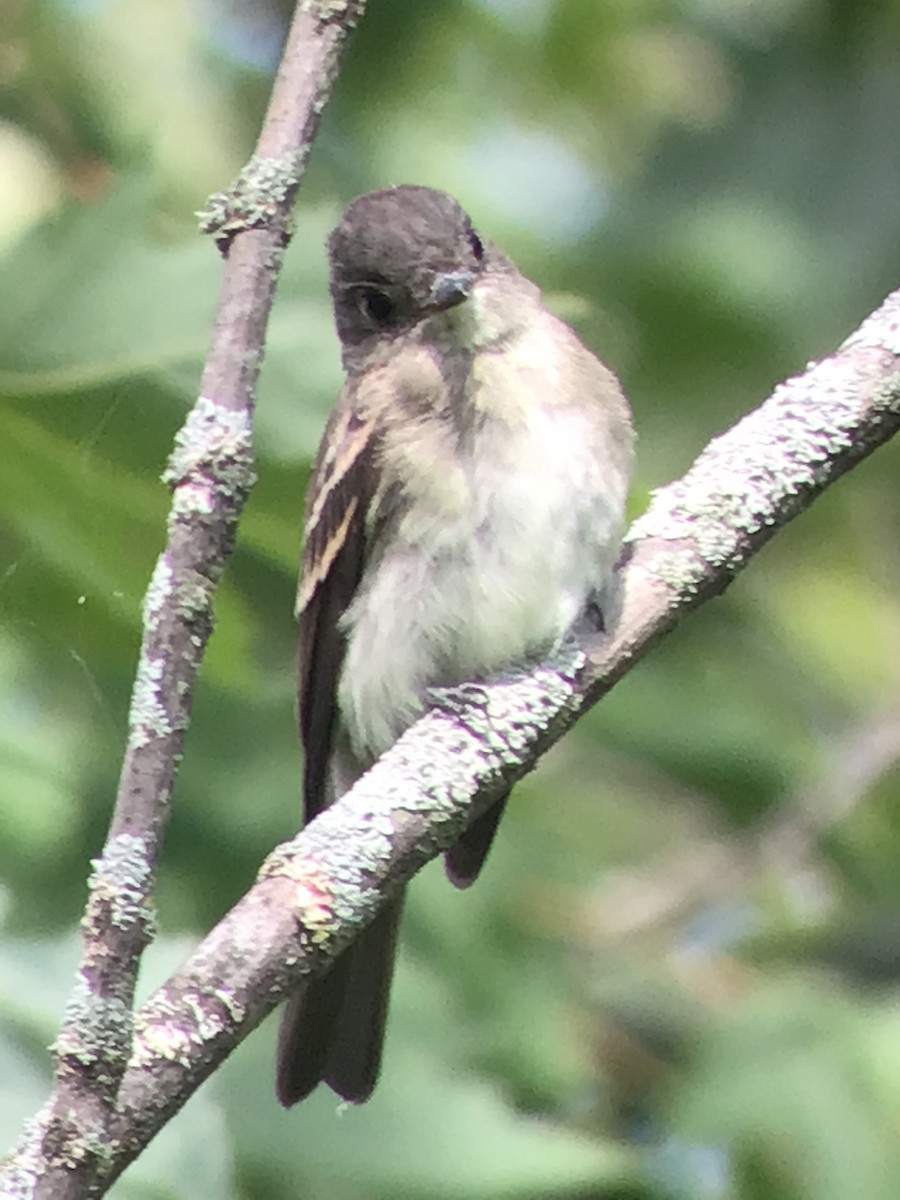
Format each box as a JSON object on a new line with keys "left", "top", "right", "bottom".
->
{"left": 275, "top": 897, "right": 403, "bottom": 1106}
{"left": 445, "top": 792, "right": 509, "bottom": 888}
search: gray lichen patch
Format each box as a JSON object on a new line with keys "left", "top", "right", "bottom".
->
{"left": 43, "top": 1114, "right": 114, "bottom": 1173}
{"left": 198, "top": 151, "right": 307, "bottom": 240}
{"left": 873, "top": 370, "right": 900, "bottom": 415}
{"left": 171, "top": 570, "right": 216, "bottom": 624}
{"left": 133, "top": 1009, "right": 195, "bottom": 1069}
{"left": 133, "top": 985, "right": 246, "bottom": 1069}
{"left": 127, "top": 654, "right": 170, "bottom": 747}
{"left": 163, "top": 396, "right": 256, "bottom": 495}
{"left": 143, "top": 557, "right": 174, "bottom": 627}
{"left": 303, "top": 0, "right": 362, "bottom": 21}
{"left": 260, "top": 853, "right": 346, "bottom": 937}
{"left": 84, "top": 840, "right": 157, "bottom": 969}
{"left": 87, "top": 834, "right": 156, "bottom": 935}
{"left": 55, "top": 973, "right": 134, "bottom": 1079}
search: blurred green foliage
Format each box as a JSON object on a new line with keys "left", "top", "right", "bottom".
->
{"left": 2, "top": 0, "right": 900, "bottom": 1197}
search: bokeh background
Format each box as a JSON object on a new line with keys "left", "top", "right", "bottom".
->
{"left": 3, "top": 1, "right": 900, "bottom": 1197}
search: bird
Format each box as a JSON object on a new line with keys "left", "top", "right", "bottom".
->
{"left": 276, "top": 184, "right": 634, "bottom": 1106}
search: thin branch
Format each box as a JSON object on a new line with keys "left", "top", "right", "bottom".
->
{"left": 11, "top": 4, "right": 367, "bottom": 1200}
{"left": 7, "top": 287, "right": 899, "bottom": 1196}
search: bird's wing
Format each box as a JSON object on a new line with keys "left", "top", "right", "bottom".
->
{"left": 297, "top": 392, "right": 377, "bottom": 820}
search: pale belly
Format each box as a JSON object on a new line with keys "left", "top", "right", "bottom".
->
{"left": 337, "top": 406, "right": 625, "bottom": 760}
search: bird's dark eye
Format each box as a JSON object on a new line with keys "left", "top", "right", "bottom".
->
{"left": 467, "top": 227, "right": 484, "bottom": 261}
{"left": 357, "top": 287, "right": 396, "bottom": 326}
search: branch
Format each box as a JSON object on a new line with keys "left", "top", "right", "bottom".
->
{"left": 7, "top": 4, "right": 367, "bottom": 1199}
{"left": 8, "top": 288, "right": 900, "bottom": 1195}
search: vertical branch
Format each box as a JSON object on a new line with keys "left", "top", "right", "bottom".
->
{"left": 24, "top": 4, "right": 368, "bottom": 1199}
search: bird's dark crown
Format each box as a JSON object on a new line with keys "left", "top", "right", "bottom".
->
{"left": 328, "top": 185, "right": 490, "bottom": 351}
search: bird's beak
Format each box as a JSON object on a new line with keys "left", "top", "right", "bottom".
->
{"left": 429, "top": 269, "right": 476, "bottom": 312}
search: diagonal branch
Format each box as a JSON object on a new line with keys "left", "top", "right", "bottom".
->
{"left": 9, "top": 4, "right": 368, "bottom": 1200}
{"left": 15, "top": 287, "right": 900, "bottom": 1195}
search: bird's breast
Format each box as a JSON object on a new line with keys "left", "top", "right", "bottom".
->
{"left": 337, "top": 331, "right": 629, "bottom": 760}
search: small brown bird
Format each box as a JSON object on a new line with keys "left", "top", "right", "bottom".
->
{"left": 276, "top": 185, "right": 634, "bottom": 1106}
